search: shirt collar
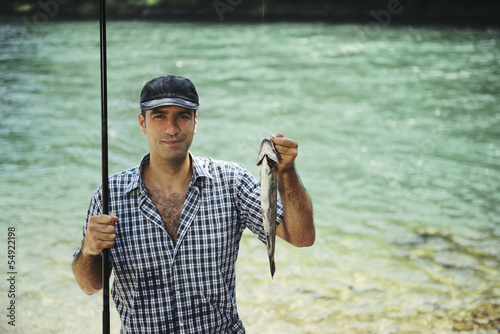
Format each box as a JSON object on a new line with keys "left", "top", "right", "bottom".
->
{"left": 189, "top": 152, "right": 213, "bottom": 189}
{"left": 123, "top": 152, "right": 212, "bottom": 195}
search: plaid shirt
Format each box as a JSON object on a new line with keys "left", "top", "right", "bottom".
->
{"left": 75, "top": 154, "right": 283, "bottom": 333}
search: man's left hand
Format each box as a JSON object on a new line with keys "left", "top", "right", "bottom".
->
{"left": 271, "top": 133, "right": 298, "bottom": 173}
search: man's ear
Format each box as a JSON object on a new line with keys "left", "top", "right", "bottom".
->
{"left": 193, "top": 112, "right": 198, "bottom": 135}
{"left": 138, "top": 112, "right": 147, "bottom": 134}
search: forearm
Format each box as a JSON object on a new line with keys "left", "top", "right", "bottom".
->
{"left": 276, "top": 166, "right": 315, "bottom": 247}
{"left": 72, "top": 249, "right": 103, "bottom": 295}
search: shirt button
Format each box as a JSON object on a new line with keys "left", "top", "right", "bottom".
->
{"left": 180, "top": 322, "right": 184, "bottom": 327}
{"left": 176, "top": 290, "right": 180, "bottom": 295}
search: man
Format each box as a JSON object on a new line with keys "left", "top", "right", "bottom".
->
{"left": 72, "top": 75, "right": 314, "bottom": 333}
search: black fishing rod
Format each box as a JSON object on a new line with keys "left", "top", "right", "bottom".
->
{"left": 99, "top": 0, "right": 110, "bottom": 332}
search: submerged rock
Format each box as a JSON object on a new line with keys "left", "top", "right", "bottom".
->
{"left": 452, "top": 302, "right": 500, "bottom": 332}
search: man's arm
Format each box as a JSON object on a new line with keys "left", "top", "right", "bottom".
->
{"left": 272, "top": 134, "right": 315, "bottom": 247}
{"left": 72, "top": 247, "right": 103, "bottom": 295}
{"left": 72, "top": 214, "right": 118, "bottom": 295}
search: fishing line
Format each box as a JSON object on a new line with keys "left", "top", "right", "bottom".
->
{"left": 262, "top": 0, "right": 265, "bottom": 25}
{"left": 258, "top": 0, "right": 286, "bottom": 138}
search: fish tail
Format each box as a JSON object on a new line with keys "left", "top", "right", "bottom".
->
{"left": 269, "top": 256, "right": 276, "bottom": 278}
{"left": 265, "top": 232, "right": 276, "bottom": 278}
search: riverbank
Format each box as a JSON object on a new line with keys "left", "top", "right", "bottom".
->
{"left": 2, "top": 8, "right": 500, "bottom": 29}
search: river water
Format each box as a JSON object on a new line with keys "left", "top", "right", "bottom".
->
{"left": 1, "top": 18, "right": 499, "bottom": 333}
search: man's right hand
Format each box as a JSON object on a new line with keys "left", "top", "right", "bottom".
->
{"left": 82, "top": 214, "right": 118, "bottom": 256}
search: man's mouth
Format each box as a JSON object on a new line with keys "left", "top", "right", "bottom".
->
{"left": 163, "top": 139, "right": 182, "bottom": 146}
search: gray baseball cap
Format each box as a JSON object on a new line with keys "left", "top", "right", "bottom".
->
{"left": 140, "top": 75, "right": 199, "bottom": 111}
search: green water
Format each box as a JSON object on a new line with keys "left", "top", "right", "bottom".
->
{"left": 1, "top": 19, "right": 499, "bottom": 333}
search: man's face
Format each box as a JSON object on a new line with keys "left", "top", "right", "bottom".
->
{"left": 138, "top": 106, "right": 197, "bottom": 164}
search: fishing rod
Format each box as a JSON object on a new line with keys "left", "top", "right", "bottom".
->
{"left": 99, "top": 0, "right": 110, "bottom": 332}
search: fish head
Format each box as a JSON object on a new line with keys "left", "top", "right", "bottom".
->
{"left": 257, "top": 138, "right": 280, "bottom": 167}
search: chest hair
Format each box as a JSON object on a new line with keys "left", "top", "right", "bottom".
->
{"left": 148, "top": 189, "right": 185, "bottom": 242}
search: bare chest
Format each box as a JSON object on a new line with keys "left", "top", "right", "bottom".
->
{"left": 148, "top": 189, "right": 185, "bottom": 242}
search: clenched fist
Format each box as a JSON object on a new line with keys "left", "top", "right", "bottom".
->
{"left": 82, "top": 213, "right": 119, "bottom": 256}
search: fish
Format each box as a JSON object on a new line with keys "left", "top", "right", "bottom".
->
{"left": 256, "top": 136, "right": 280, "bottom": 278}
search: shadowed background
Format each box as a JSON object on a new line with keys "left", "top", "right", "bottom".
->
{"left": 0, "top": 2, "right": 499, "bottom": 333}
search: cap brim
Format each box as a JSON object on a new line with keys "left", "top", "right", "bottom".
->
{"left": 140, "top": 98, "right": 199, "bottom": 111}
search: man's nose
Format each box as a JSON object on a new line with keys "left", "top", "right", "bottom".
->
{"left": 165, "top": 118, "right": 180, "bottom": 136}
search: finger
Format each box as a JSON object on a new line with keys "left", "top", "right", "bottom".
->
{"left": 275, "top": 145, "right": 298, "bottom": 159}
{"left": 94, "top": 230, "right": 117, "bottom": 241}
{"left": 83, "top": 228, "right": 116, "bottom": 254}
{"left": 88, "top": 222, "right": 116, "bottom": 234}
{"left": 272, "top": 136, "right": 298, "bottom": 149}
{"left": 89, "top": 214, "right": 118, "bottom": 226}
{"left": 96, "top": 224, "right": 117, "bottom": 234}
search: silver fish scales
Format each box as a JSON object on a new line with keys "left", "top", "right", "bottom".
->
{"left": 256, "top": 137, "right": 280, "bottom": 278}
